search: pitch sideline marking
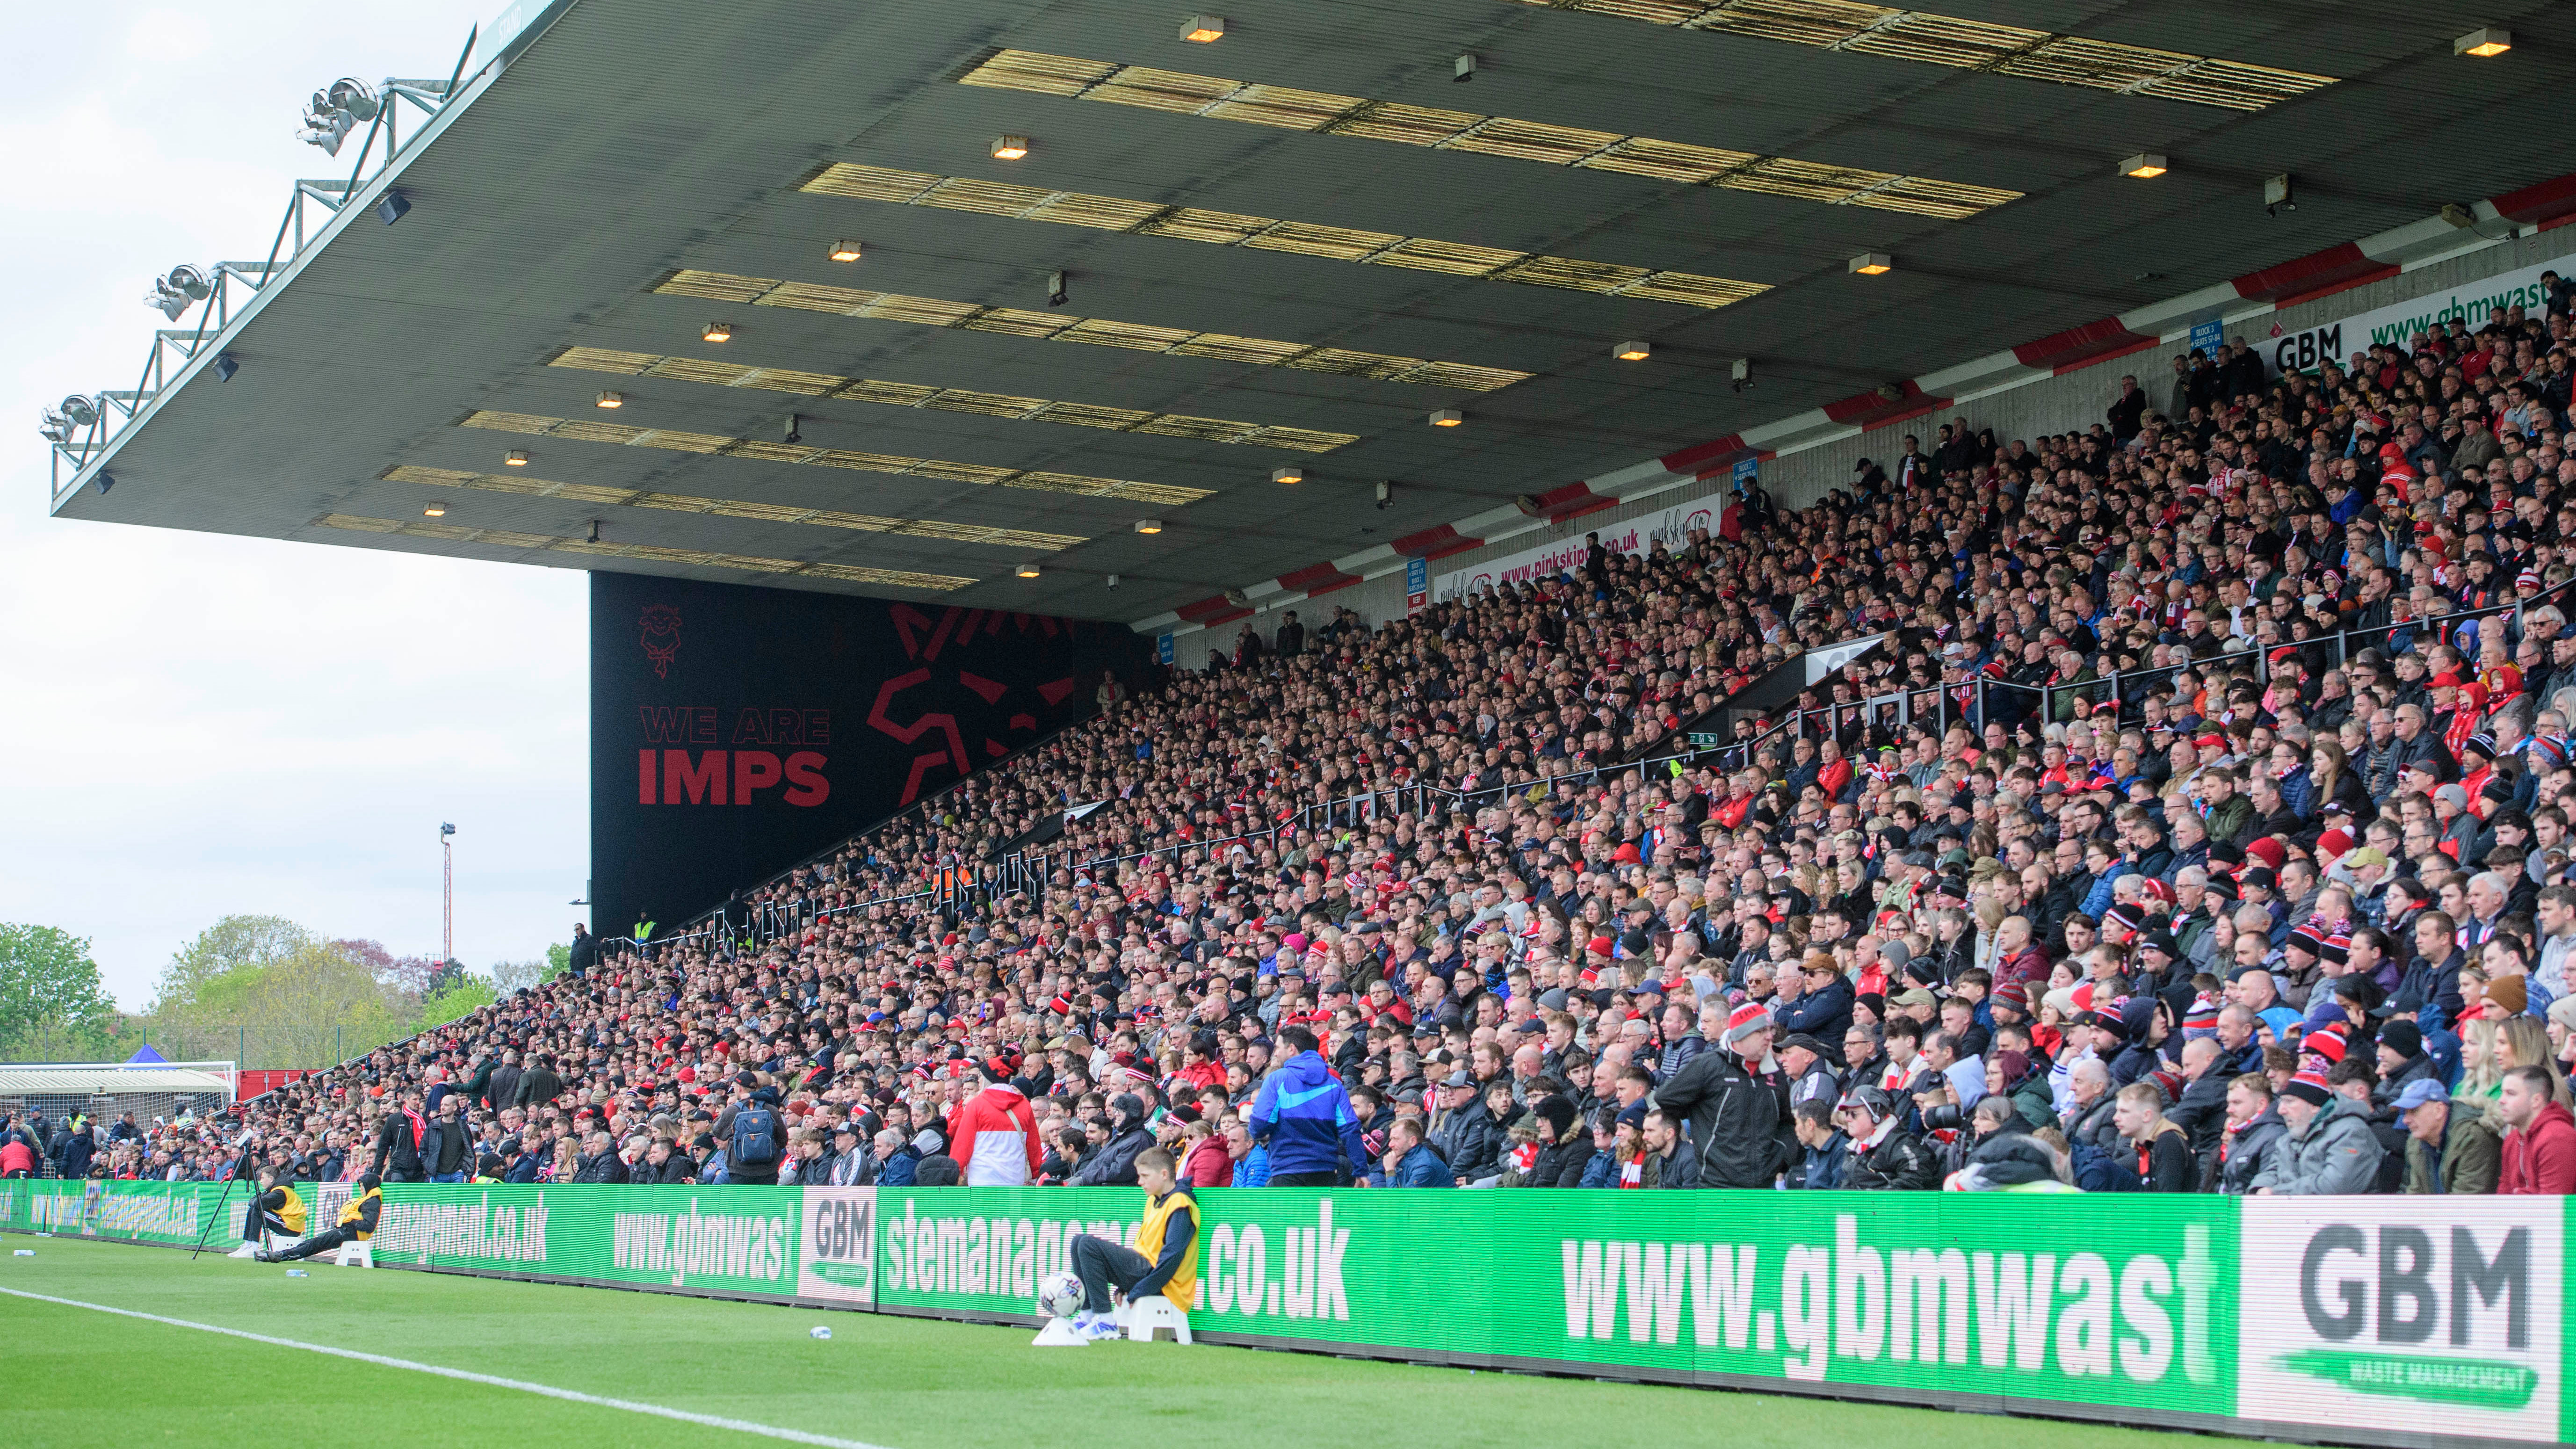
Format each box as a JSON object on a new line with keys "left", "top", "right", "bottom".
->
{"left": 0, "top": 1285, "right": 904, "bottom": 1449}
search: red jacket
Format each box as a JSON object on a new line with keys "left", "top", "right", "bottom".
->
{"left": 1184, "top": 1134, "right": 1233, "bottom": 1188}
{"left": 949, "top": 1082, "right": 1042, "bottom": 1187}
{"left": 2500, "top": 1100, "right": 2576, "bottom": 1194}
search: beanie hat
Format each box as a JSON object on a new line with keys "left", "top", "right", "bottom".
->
{"left": 2102, "top": 903, "right": 2144, "bottom": 938}
{"left": 2182, "top": 993, "right": 2221, "bottom": 1037}
{"left": 2246, "top": 837, "right": 2287, "bottom": 873}
{"left": 1723, "top": 1001, "right": 1773, "bottom": 1047}
{"left": 2285, "top": 923, "right": 2325, "bottom": 960}
{"left": 2316, "top": 828, "right": 2353, "bottom": 859}
{"left": 2281, "top": 1070, "right": 2332, "bottom": 1108}
{"left": 2487, "top": 976, "right": 2529, "bottom": 1017}
{"left": 2380, "top": 1019, "right": 2423, "bottom": 1059}
{"left": 2301, "top": 1022, "right": 2350, "bottom": 1065}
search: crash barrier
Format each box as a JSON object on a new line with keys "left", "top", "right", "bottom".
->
{"left": 6, "top": 1179, "right": 2568, "bottom": 1449}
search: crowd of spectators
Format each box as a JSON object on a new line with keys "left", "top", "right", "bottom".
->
{"left": 16, "top": 277, "right": 2576, "bottom": 1201}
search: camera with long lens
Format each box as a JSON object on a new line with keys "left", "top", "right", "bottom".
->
{"left": 1919, "top": 1102, "right": 1967, "bottom": 1132}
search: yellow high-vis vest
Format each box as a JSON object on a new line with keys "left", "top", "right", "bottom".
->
{"left": 339, "top": 1186, "right": 382, "bottom": 1240}
{"left": 1134, "top": 1188, "right": 1201, "bottom": 1311}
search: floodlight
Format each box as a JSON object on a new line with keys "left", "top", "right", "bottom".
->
{"left": 992, "top": 135, "right": 1030, "bottom": 160}
{"left": 1181, "top": 15, "right": 1225, "bottom": 42}
{"left": 1428, "top": 409, "right": 1463, "bottom": 427}
{"left": 702, "top": 321, "right": 733, "bottom": 342}
{"left": 596, "top": 391, "right": 623, "bottom": 408}
{"left": 2455, "top": 28, "right": 2511, "bottom": 57}
{"left": 1848, "top": 252, "right": 1893, "bottom": 275}
{"left": 504, "top": 449, "right": 529, "bottom": 466}
{"left": 145, "top": 264, "right": 215, "bottom": 321}
{"left": 1016, "top": 561, "right": 1042, "bottom": 578}
{"left": 1612, "top": 340, "right": 1650, "bottom": 361}
{"left": 827, "top": 239, "right": 863, "bottom": 262}
{"left": 1134, "top": 519, "right": 1163, "bottom": 534}
{"left": 423, "top": 501, "right": 447, "bottom": 517}
{"left": 2120, "top": 152, "right": 2169, "bottom": 179}
{"left": 1273, "top": 466, "right": 1302, "bottom": 484}
{"left": 295, "top": 77, "right": 381, "bottom": 156}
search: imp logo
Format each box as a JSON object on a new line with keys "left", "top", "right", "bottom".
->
{"left": 639, "top": 605, "right": 683, "bottom": 679}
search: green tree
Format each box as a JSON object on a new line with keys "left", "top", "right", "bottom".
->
{"left": 415, "top": 973, "right": 496, "bottom": 1034}
{"left": 144, "top": 922, "right": 413, "bottom": 1069}
{"left": 152, "top": 915, "right": 311, "bottom": 1014}
{"left": 0, "top": 923, "right": 121, "bottom": 1062}
{"left": 543, "top": 942, "right": 572, "bottom": 981}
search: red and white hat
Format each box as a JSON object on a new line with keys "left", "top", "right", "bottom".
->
{"left": 1722, "top": 1001, "right": 1773, "bottom": 1047}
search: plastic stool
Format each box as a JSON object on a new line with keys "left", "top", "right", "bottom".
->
{"left": 263, "top": 1229, "right": 307, "bottom": 1256}
{"left": 332, "top": 1238, "right": 375, "bottom": 1268}
{"left": 1122, "top": 1295, "right": 1192, "bottom": 1344}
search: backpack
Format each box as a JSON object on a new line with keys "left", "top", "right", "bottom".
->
{"left": 729, "top": 1105, "right": 780, "bottom": 1168}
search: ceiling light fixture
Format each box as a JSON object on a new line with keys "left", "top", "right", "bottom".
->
{"left": 94, "top": 472, "right": 114, "bottom": 495}
{"left": 376, "top": 188, "right": 411, "bottom": 226}
{"left": 1730, "top": 357, "right": 1753, "bottom": 393}
{"left": 504, "top": 449, "right": 529, "bottom": 466}
{"left": 1180, "top": 14, "right": 1224, "bottom": 43}
{"left": 2120, "top": 152, "right": 2169, "bottom": 179}
{"left": 827, "top": 239, "right": 863, "bottom": 262}
{"left": 2455, "top": 28, "right": 2511, "bottom": 58}
{"left": 1134, "top": 518, "right": 1163, "bottom": 534}
{"left": 1454, "top": 52, "right": 1476, "bottom": 82}
{"left": 213, "top": 353, "right": 239, "bottom": 382}
{"left": 1613, "top": 340, "right": 1650, "bottom": 361}
{"left": 422, "top": 501, "right": 447, "bottom": 517}
{"left": 1375, "top": 480, "right": 1393, "bottom": 510}
{"left": 1016, "top": 561, "right": 1042, "bottom": 578}
{"left": 1848, "top": 252, "right": 1893, "bottom": 275}
{"left": 702, "top": 321, "right": 733, "bottom": 343}
{"left": 1273, "top": 466, "right": 1303, "bottom": 484}
{"left": 992, "top": 135, "right": 1030, "bottom": 159}
{"left": 2265, "top": 173, "right": 2295, "bottom": 216}
{"left": 1429, "top": 409, "right": 1463, "bottom": 427}
{"left": 1046, "top": 269, "right": 1067, "bottom": 307}
{"left": 595, "top": 390, "right": 623, "bottom": 408}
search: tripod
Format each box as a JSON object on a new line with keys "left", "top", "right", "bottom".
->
{"left": 188, "top": 1143, "right": 259, "bottom": 1261}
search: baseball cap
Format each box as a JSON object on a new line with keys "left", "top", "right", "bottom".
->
{"left": 2393, "top": 1079, "right": 2450, "bottom": 1112}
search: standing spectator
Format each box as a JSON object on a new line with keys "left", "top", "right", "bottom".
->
{"left": 949, "top": 1060, "right": 1042, "bottom": 1187}
{"left": 1649, "top": 1001, "right": 1783, "bottom": 1188}
{"left": 2497, "top": 1065, "right": 2576, "bottom": 1193}
{"left": 513, "top": 1053, "right": 565, "bottom": 1110}
{"left": 1246, "top": 1025, "right": 1368, "bottom": 1186}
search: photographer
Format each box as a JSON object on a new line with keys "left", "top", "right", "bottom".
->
{"left": 259, "top": 1173, "right": 383, "bottom": 1264}
{"left": 227, "top": 1164, "right": 306, "bottom": 1258}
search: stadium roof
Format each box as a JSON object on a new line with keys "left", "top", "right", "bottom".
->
{"left": 45, "top": 0, "right": 2576, "bottom": 626}
{"left": 0, "top": 1063, "right": 237, "bottom": 1098}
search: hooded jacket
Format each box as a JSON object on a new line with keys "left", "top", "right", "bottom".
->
{"left": 2402, "top": 1099, "right": 2502, "bottom": 1195}
{"left": 1068, "top": 1095, "right": 1155, "bottom": 1188}
{"left": 1247, "top": 1051, "right": 1368, "bottom": 1179}
{"left": 2251, "top": 1096, "right": 2383, "bottom": 1195}
{"left": 2500, "top": 1099, "right": 2576, "bottom": 1194}
{"left": 950, "top": 1078, "right": 1042, "bottom": 1187}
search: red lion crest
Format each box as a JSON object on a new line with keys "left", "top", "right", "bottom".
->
{"left": 639, "top": 604, "right": 683, "bottom": 679}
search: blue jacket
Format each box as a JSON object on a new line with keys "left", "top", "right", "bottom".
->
{"left": 1388, "top": 1142, "right": 1453, "bottom": 1188}
{"left": 877, "top": 1146, "right": 920, "bottom": 1188}
{"left": 1248, "top": 1051, "right": 1368, "bottom": 1179}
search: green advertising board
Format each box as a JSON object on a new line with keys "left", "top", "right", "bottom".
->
{"left": 8, "top": 1178, "right": 2569, "bottom": 1449}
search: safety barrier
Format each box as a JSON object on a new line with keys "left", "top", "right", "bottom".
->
{"left": 6, "top": 1178, "right": 2568, "bottom": 1449}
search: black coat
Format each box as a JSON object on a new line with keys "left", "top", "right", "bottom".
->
{"left": 1649, "top": 1049, "right": 1782, "bottom": 1188}
{"left": 1845, "top": 1127, "right": 1941, "bottom": 1190}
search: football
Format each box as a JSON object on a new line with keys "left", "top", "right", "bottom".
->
{"left": 1035, "top": 1271, "right": 1086, "bottom": 1320}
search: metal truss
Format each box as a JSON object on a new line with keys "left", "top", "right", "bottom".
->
{"left": 43, "top": 31, "right": 479, "bottom": 495}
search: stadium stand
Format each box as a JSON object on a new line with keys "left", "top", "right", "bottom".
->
{"left": 22, "top": 290, "right": 2576, "bottom": 1199}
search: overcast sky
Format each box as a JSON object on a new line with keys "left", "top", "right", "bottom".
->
{"left": 0, "top": 2, "right": 587, "bottom": 1011}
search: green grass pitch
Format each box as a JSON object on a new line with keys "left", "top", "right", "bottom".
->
{"left": 1, "top": 1236, "right": 2273, "bottom": 1449}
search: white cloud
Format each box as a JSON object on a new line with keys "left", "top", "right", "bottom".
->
{"left": 1, "top": 1, "right": 586, "bottom": 1011}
